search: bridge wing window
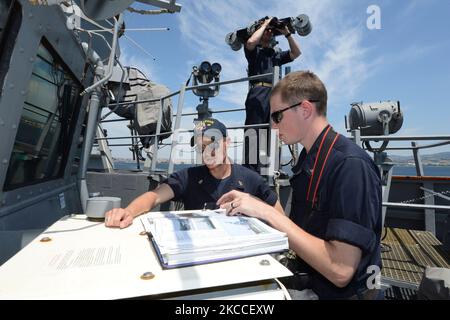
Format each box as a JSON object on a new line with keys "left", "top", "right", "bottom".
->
{"left": 4, "top": 40, "right": 82, "bottom": 191}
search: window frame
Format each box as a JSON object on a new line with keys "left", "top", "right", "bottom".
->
{"left": 3, "top": 37, "right": 83, "bottom": 191}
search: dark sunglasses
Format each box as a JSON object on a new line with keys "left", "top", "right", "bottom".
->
{"left": 195, "top": 140, "right": 221, "bottom": 153}
{"left": 270, "top": 100, "right": 320, "bottom": 124}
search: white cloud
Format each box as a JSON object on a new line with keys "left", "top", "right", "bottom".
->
{"left": 305, "top": 27, "right": 371, "bottom": 102}
{"left": 392, "top": 0, "right": 440, "bottom": 28}
{"left": 119, "top": 45, "right": 158, "bottom": 82}
{"left": 384, "top": 43, "right": 442, "bottom": 66}
{"left": 177, "top": 0, "right": 376, "bottom": 109}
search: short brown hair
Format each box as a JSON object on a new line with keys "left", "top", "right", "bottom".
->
{"left": 271, "top": 71, "right": 328, "bottom": 116}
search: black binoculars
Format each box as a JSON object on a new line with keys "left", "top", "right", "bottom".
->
{"left": 225, "top": 14, "right": 312, "bottom": 51}
{"left": 264, "top": 16, "right": 291, "bottom": 35}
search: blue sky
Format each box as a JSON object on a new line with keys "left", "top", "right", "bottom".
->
{"left": 102, "top": 0, "right": 450, "bottom": 160}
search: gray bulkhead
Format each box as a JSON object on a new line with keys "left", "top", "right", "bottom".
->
{"left": 0, "top": 0, "right": 112, "bottom": 264}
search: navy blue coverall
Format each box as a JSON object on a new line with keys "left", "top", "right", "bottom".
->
{"left": 289, "top": 126, "right": 382, "bottom": 299}
{"left": 243, "top": 46, "right": 292, "bottom": 173}
{"left": 164, "top": 164, "right": 278, "bottom": 210}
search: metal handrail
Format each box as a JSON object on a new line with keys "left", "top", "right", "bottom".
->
{"left": 383, "top": 202, "right": 450, "bottom": 211}
{"left": 415, "top": 141, "right": 450, "bottom": 150}
{"left": 102, "top": 141, "right": 245, "bottom": 148}
{"left": 97, "top": 64, "right": 283, "bottom": 177}
{"left": 103, "top": 73, "right": 273, "bottom": 109}
{"left": 174, "top": 108, "right": 247, "bottom": 118}
{"left": 382, "top": 141, "right": 450, "bottom": 151}
{"left": 359, "top": 135, "right": 450, "bottom": 141}
{"left": 100, "top": 107, "right": 247, "bottom": 123}
{"left": 97, "top": 70, "right": 276, "bottom": 173}
{"left": 95, "top": 123, "right": 271, "bottom": 141}
{"left": 212, "top": 108, "right": 246, "bottom": 114}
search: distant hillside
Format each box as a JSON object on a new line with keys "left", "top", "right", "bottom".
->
{"left": 421, "top": 152, "right": 450, "bottom": 160}
{"left": 389, "top": 152, "right": 450, "bottom": 162}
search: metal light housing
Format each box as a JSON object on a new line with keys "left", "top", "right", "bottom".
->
{"left": 348, "top": 101, "right": 403, "bottom": 136}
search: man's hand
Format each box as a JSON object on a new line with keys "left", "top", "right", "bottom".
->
{"left": 217, "top": 190, "right": 276, "bottom": 221}
{"left": 278, "top": 26, "right": 290, "bottom": 36}
{"left": 246, "top": 17, "right": 273, "bottom": 51}
{"left": 104, "top": 208, "right": 134, "bottom": 229}
{"left": 262, "top": 17, "right": 273, "bottom": 27}
{"left": 103, "top": 184, "right": 175, "bottom": 229}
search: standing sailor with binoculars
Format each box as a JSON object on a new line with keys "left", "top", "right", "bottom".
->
{"left": 243, "top": 17, "right": 301, "bottom": 173}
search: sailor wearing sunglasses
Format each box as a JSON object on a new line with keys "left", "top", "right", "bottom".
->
{"left": 218, "top": 71, "right": 382, "bottom": 300}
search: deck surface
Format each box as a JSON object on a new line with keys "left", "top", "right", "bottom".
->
{"left": 381, "top": 228, "right": 450, "bottom": 287}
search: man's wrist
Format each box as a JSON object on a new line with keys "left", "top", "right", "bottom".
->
{"left": 125, "top": 207, "right": 137, "bottom": 219}
{"left": 285, "top": 32, "right": 292, "bottom": 38}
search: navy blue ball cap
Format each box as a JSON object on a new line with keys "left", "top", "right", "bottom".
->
{"left": 190, "top": 118, "right": 227, "bottom": 147}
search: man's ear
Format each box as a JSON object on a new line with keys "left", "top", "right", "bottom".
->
{"left": 225, "top": 137, "right": 231, "bottom": 147}
{"left": 302, "top": 101, "right": 314, "bottom": 120}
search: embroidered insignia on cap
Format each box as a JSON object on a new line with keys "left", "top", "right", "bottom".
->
{"left": 194, "top": 119, "right": 214, "bottom": 132}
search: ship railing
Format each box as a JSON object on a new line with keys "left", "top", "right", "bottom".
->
{"left": 352, "top": 131, "right": 450, "bottom": 237}
{"left": 98, "top": 68, "right": 286, "bottom": 180}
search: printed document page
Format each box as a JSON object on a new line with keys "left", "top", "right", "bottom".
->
{"left": 140, "top": 210, "right": 288, "bottom": 267}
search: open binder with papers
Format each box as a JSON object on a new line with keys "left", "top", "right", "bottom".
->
{"left": 140, "top": 210, "right": 289, "bottom": 269}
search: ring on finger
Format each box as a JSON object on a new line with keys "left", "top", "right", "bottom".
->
{"left": 230, "top": 202, "right": 235, "bottom": 209}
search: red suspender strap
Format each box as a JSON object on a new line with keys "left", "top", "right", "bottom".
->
{"left": 302, "top": 126, "right": 340, "bottom": 227}
{"left": 306, "top": 126, "right": 332, "bottom": 201}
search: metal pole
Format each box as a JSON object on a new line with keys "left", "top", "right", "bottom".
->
{"left": 381, "top": 164, "right": 394, "bottom": 228}
{"left": 411, "top": 141, "right": 435, "bottom": 233}
{"left": 80, "top": 94, "right": 100, "bottom": 167}
{"left": 133, "top": 126, "right": 141, "bottom": 171}
{"left": 411, "top": 141, "right": 424, "bottom": 176}
{"left": 350, "top": 129, "right": 361, "bottom": 146}
{"left": 79, "top": 90, "right": 101, "bottom": 212}
{"left": 81, "top": 14, "right": 123, "bottom": 96}
{"left": 95, "top": 125, "right": 114, "bottom": 172}
{"left": 149, "top": 97, "right": 165, "bottom": 172}
{"left": 420, "top": 187, "right": 450, "bottom": 201}
{"left": 168, "top": 85, "right": 186, "bottom": 174}
{"left": 272, "top": 66, "right": 281, "bottom": 177}
{"left": 423, "top": 181, "right": 437, "bottom": 235}
{"left": 100, "top": 59, "right": 127, "bottom": 121}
